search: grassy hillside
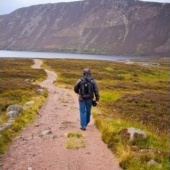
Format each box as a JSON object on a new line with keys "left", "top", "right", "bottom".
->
{"left": 0, "top": 58, "right": 47, "bottom": 154}
{"left": 43, "top": 58, "right": 170, "bottom": 170}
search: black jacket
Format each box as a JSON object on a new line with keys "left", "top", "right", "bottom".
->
{"left": 74, "top": 75, "right": 100, "bottom": 101}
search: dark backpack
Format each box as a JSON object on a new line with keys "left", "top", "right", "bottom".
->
{"left": 79, "top": 77, "right": 94, "bottom": 99}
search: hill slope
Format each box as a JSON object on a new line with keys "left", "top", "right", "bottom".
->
{"left": 0, "top": 0, "right": 170, "bottom": 56}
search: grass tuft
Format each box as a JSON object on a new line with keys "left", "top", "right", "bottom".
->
{"left": 65, "top": 132, "right": 86, "bottom": 149}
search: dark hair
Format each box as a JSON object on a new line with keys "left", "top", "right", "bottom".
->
{"left": 83, "top": 68, "right": 91, "bottom": 76}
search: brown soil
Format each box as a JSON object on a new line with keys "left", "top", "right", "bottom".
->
{"left": 2, "top": 59, "right": 122, "bottom": 170}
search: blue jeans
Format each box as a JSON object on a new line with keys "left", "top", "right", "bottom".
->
{"left": 79, "top": 100, "right": 92, "bottom": 128}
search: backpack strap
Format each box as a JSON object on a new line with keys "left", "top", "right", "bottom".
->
{"left": 81, "top": 76, "right": 94, "bottom": 82}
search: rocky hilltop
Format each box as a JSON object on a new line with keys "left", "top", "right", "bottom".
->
{"left": 0, "top": 0, "right": 170, "bottom": 56}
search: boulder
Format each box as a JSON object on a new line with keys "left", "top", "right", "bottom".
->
{"left": 4, "top": 122, "right": 13, "bottom": 129}
{"left": 23, "top": 101, "right": 34, "bottom": 110}
{"left": 37, "top": 89, "right": 45, "bottom": 95}
{"left": 41, "top": 130, "right": 52, "bottom": 136}
{"left": 25, "top": 79, "right": 30, "bottom": 82}
{"left": 7, "top": 104, "right": 23, "bottom": 113}
{"left": 8, "top": 118, "right": 15, "bottom": 123}
{"left": 6, "top": 104, "right": 23, "bottom": 118}
{"left": 0, "top": 122, "right": 13, "bottom": 131}
{"left": 147, "top": 159, "right": 160, "bottom": 166}
{"left": 25, "top": 101, "right": 35, "bottom": 106}
{"left": 6, "top": 111, "right": 19, "bottom": 118}
{"left": 119, "top": 127, "right": 147, "bottom": 142}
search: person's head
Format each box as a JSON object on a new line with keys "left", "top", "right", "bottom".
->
{"left": 83, "top": 68, "right": 91, "bottom": 76}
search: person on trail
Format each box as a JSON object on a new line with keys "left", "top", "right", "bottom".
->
{"left": 74, "top": 68, "right": 100, "bottom": 131}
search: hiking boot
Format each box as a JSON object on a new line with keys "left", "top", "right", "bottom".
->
{"left": 80, "top": 127, "right": 86, "bottom": 131}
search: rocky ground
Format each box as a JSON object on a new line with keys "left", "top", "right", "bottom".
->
{"left": 2, "top": 59, "right": 121, "bottom": 170}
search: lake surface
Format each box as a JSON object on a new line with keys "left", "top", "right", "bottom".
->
{"left": 0, "top": 50, "right": 136, "bottom": 61}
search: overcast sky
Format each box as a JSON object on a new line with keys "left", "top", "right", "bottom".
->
{"left": 0, "top": 0, "right": 170, "bottom": 15}
{"left": 0, "top": 0, "right": 82, "bottom": 15}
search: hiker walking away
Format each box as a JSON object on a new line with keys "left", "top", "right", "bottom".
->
{"left": 74, "top": 68, "right": 100, "bottom": 131}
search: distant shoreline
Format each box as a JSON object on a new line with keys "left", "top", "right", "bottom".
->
{"left": 0, "top": 50, "right": 137, "bottom": 62}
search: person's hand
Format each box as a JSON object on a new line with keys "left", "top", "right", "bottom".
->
{"left": 96, "top": 101, "right": 99, "bottom": 105}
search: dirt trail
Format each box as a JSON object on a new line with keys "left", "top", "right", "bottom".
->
{"left": 2, "top": 59, "right": 122, "bottom": 170}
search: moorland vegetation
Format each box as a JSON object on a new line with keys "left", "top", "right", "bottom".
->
{"left": 0, "top": 58, "right": 47, "bottom": 154}
{"left": 0, "top": 57, "right": 169, "bottom": 169}
{"left": 43, "top": 58, "right": 170, "bottom": 170}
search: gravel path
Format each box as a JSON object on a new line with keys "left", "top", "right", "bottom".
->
{"left": 2, "top": 59, "right": 122, "bottom": 170}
